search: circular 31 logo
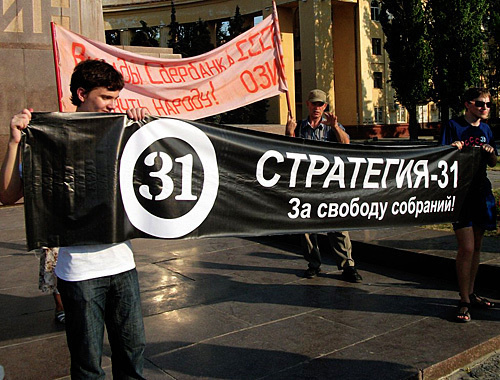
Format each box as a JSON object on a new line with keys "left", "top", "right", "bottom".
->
{"left": 119, "top": 119, "right": 219, "bottom": 238}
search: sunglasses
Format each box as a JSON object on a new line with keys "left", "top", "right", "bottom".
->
{"left": 468, "top": 100, "right": 493, "bottom": 108}
{"left": 311, "top": 101, "right": 325, "bottom": 107}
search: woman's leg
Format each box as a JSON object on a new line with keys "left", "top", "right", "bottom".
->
{"left": 468, "top": 226, "right": 485, "bottom": 295}
{"left": 455, "top": 227, "right": 475, "bottom": 304}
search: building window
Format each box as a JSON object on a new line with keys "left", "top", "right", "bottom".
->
{"left": 396, "top": 105, "right": 406, "bottom": 123}
{"left": 418, "top": 105, "right": 428, "bottom": 123}
{"left": 373, "top": 72, "right": 383, "bottom": 89}
{"left": 374, "top": 106, "right": 383, "bottom": 123}
{"left": 371, "top": 1, "right": 380, "bottom": 21}
{"left": 254, "top": 15, "right": 263, "bottom": 25}
{"left": 372, "top": 38, "right": 382, "bottom": 55}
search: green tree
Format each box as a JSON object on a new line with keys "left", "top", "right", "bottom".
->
{"left": 428, "top": 0, "right": 488, "bottom": 123}
{"left": 227, "top": 6, "right": 249, "bottom": 40}
{"left": 168, "top": 1, "right": 181, "bottom": 53}
{"left": 131, "top": 20, "right": 159, "bottom": 47}
{"left": 176, "top": 23, "right": 194, "bottom": 57}
{"left": 169, "top": 16, "right": 213, "bottom": 57}
{"left": 188, "top": 19, "right": 215, "bottom": 57}
{"left": 485, "top": 0, "right": 500, "bottom": 100}
{"left": 380, "top": 0, "right": 433, "bottom": 140}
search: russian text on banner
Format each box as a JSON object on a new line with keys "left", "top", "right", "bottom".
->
{"left": 51, "top": 12, "right": 287, "bottom": 120}
{"left": 21, "top": 113, "right": 480, "bottom": 250}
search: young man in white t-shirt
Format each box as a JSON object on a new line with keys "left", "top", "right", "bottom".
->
{"left": 0, "top": 59, "right": 148, "bottom": 379}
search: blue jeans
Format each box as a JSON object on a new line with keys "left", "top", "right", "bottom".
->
{"left": 58, "top": 269, "right": 146, "bottom": 380}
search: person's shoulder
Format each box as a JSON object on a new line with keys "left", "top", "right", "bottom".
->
{"left": 479, "top": 120, "right": 492, "bottom": 129}
{"left": 295, "top": 118, "right": 309, "bottom": 133}
{"left": 448, "top": 116, "right": 467, "bottom": 127}
{"left": 299, "top": 118, "right": 309, "bottom": 126}
{"left": 478, "top": 120, "right": 494, "bottom": 135}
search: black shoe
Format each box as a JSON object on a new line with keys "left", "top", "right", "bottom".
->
{"left": 304, "top": 267, "right": 321, "bottom": 278}
{"left": 342, "top": 266, "right": 362, "bottom": 283}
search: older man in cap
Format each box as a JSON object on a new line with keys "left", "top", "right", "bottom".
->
{"left": 286, "top": 89, "right": 362, "bottom": 282}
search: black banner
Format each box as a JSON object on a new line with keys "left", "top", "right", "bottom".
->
{"left": 22, "top": 113, "right": 481, "bottom": 250}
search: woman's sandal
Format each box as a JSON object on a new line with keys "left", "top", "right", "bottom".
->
{"left": 469, "top": 293, "right": 495, "bottom": 309}
{"left": 55, "top": 310, "right": 65, "bottom": 324}
{"left": 456, "top": 302, "right": 471, "bottom": 323}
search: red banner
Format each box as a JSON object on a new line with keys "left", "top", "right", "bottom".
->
{"left": 51, "top": 12, "right": 287, "bottom": 119}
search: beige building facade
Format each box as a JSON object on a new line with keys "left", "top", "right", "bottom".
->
{"left": 102, "top": 0, "right": 428, "bottom": 137}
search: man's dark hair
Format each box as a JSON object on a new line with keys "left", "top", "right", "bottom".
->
{"left": 70, "top": 59, "right": 125, "bottom": 106}
{"left": 462, "top": 87, "right": 491, "bottom": 104}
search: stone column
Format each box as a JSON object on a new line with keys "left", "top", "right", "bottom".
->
{"left": 158, "top": 25, "right": 169, "bottom": 48}
{"left": 298, "top": 0, "right": 334, "bottom": 118}
{"left": 0, "top": 0, "right": 105, "bottom": 171}
{"left": 120, "top": 29, "right": 132, "bottom": 46}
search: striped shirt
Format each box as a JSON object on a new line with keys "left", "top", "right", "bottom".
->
{"left": 294, "top": 118, "right": 347, "bottom": 142}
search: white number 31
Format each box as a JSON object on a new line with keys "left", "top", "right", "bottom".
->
{"left": 139, "top": 152, "right": 198, "bottom": 201}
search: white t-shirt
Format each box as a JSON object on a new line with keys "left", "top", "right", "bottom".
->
{"left": 54, "top": 241, "right": 136, "bottom": 282}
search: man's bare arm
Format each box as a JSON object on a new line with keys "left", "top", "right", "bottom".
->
{"left": 0, "top": 108, "right": 32, "bottom": 205}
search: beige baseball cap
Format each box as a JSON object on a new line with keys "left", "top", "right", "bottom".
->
{"left": 308, "top": 89, "right": 327, "bottom": 103}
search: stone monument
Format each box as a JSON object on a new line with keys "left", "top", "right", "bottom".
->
{"left": 0, "top": 0, "right": 105, "bottom": 166}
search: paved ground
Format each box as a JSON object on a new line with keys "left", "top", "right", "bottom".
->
{"left": 443, "top": 350, "right": 500, "bottom": 380}
{"left": 439, "top": 168, "right": 500, "bottom": 380}
{"left": 486, "top": 168, "right": 500, "bottom": 189}
{"left": 0, "top": 197, "right": 499, "bottom": 379}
